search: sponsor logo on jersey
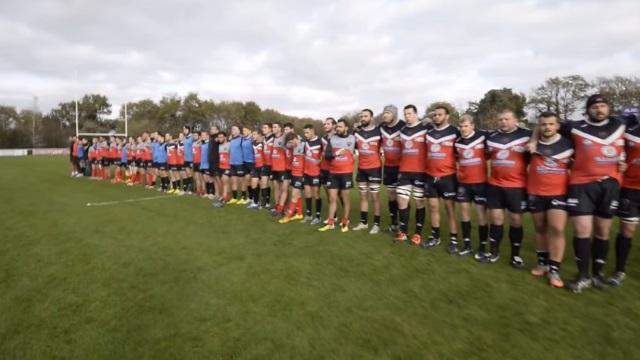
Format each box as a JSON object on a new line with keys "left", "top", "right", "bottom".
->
{"left": 602, "top": 146, "right": 617, "bottom": 157}
{"left": 430, "top": 143, "right": 441, "bottom": 152}
{"left": 463, "top": 149, "right": 474, "bottom": 159}
{"left": 497, "top": 149, "right": 510, "bottom": 160}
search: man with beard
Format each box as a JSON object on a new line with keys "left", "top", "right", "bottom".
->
{"left": 353, "top": 109, "right": 383, "bottom": 234}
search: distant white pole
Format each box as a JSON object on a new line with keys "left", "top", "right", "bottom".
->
{"left": 74, "top": 71, "right": 79, "bottom": 138}
{"left": 75, "top": 98, "right": 79, "bottom": 138}
{"left": 124, "top": 102, "right": 128, "bottom": 137}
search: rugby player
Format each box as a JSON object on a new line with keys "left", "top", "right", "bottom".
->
{"left": 319, "top": 118, "right": 355, "bottom": 232}
{"left": 454, "top": 114, "right": 489, "bottom": 258}
{"left": 527, "top": 112, "right": 573, "bottom": 288}
{"left": 394, "top": 105, "right": 428, "bottom": 245}
{"left": 485, "top": 110, "right": 531, "bottom": 268}
{"left": 353, "top": 109, "right": 382, "bottom": 234}
{"left": 380, "top": 105, "right": 404, "bottom": 232}
{"left": 424, "top": 106, "right": 460, "bottom": 252}
{"left": 302, "top": 124, "right": 323, "bottom": 224}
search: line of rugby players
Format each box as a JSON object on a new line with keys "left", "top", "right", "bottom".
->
{"left": 69, "top": 94, "right": 638, "bottom": 293}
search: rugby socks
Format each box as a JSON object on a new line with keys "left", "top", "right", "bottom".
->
{"left": 548, "top": 260, "right": 561, "bottom": 275}
{"left": 431, "top": 226, "right": 440, "bottom": 240}
{"left": 360, "top": 211, "right": 368, "bottom": 225}
{"left": 450, "top": 232, "right": 458, "bottom": 246}
{"left": 260, "top": 188, "right": 269, "bottom": 206}
{"left": 305, "top": 198, "right": 313, "bottom": 217}
{"left": 398, "top": 206, "right": 410, "bottom": 234}
{"left": 573, "top": 237, "right": 591, "bottom": 279}
{"left": 461, "top": 221, "right": 472, "bottom": 248}
{"left": 374, "top": 215, "right": 380, "bottom": 227}
{"left": 615, "top": 233, "right": 632, "bottom": 273}
{"left": 297, "top": 198, "right": 303, "bottom": 215}
{"left": 232, "top": 190, "right": 238, "bottom": 199}
{"left": 536, "top": 251, "right": 549, "bottom": 266}
{"left": 205, "top": 182, "right": 213, "bottom": 194}
{"left": 478, "top": 224, "right": 488, "bottom": 253}
{"left": 592, "top": 237, "right": 609, "bottom": 276}
{"left": 241, "top": 191, "right": 247, "bottom": 200}
{"left": 315, "top": 199, "right": 322, "bottom": 219}
{"left": 489, "top": 224, "right": 503, "bottom": 255}
{"left": 389, "top": 200, "right": 398, "bottom": 226}
{"left": 253, "top": 187, "right": 260, "bottom": 204}
{"left": 509, "top": 226, "right": 523, "bottom": 258}
{"left": 415, "top": 207, "right": 425, "bottom": 235}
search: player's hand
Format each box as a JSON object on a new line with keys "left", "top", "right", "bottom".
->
{"left": 619, "top": 161, "right": 628, "bottom": 173}
{"left": 526, "top": 141, "right": 537, "bottom": 154}
{"left": 336, "top": 148, "right": 345, "bottom": 156}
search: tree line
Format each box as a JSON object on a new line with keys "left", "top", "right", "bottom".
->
{"left": 1, "top": 75, "right": 638, "bottom": 149}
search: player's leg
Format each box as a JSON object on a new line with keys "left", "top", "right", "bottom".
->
{"left": 311, "top": 182, "right": 321, "bottom": 224}
{"left": 319, "top": 179, "right": 338, "bottom": 231}
{"left": 394, "top": 180, "right": 412, "bottom": 242}
{"left": 547, "top": 208, "right": 568, "bottom": 288}
{"left": 369, "top": 177, "right": 381, "bottom": 234}
{"left": 354, "top": 178, "right": 370, "bottom": 231}
{"left": 530, "top": 208, "right": 549, "bottom": 276}
{"left": 302, "top": 181, "right": 313, "bottom": 223}
{"left": 339, "top": 184, "right": 351, "bottom": 232}
{"left": 507, "top": 210, "right": 524, "bottom": 269}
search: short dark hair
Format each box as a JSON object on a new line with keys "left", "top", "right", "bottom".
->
{"left": 539, "top": 111, "right": 559, "bottom": 122}
{"left": 272, "top": 121, "right": 282, "bottom": 128}
{"left": 325, "top": 117, "right": 337, "bottom": 125}
{"left": 362, "top": 109, "right": 374, "bottom": 117}
{"left": 404, "top": 104, "right": 417, "bottom": 113}
{"left": 433, "top": 105, "right": 450, "bottom": 115}
{"left": 283, "top": 122, "right": 294, "bottom": 129}
{"left": 183, "top": 125, "right": 191, "bottom": 132}
{"left": 284, "top": 132, "right": 297, "bottom": 143}
{"left": 303, "top": 124, "right": 315, "bottom": 130}
{"left": 337, "top": 118, "right": 349, "bottom": 127}
{"left": 218, "top": 131, "right": 227, "bottom": 137}
{"left": 263, "top": 122, "right": 273, "bottom": 128}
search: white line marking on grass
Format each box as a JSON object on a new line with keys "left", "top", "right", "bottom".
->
{"left": 86, "top": 195, "right": 176, "bottom": 207}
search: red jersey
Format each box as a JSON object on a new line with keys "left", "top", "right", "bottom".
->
{"left": 285, "top": 145, "right": 293, "bottom": 171}
{"left": 219, "top": 142, "right": 230, "bottom": 170}
{"left": 304, "top": 137, "right": 323, "bottom": 176}
{"left": 355, "top": 126, "right": 382, "bottom": 170}
{"left": 126, "top": 144, "right": 134, "bottom": 161}
{"left": 88, "top": 145, "right": 97, "bottom": 160}
{"left": 98, "top": 141, "right": 108, "bottom": 160}
{"left": 271, "top": 134, "right": 287, "bottom": 171}
{"left": 142, "top": 141, "right": 152, "bottom": 161}
{"left": 486, "top": 127, "right": 531, "bottom": 188}
{"left": 562, "top": 117, "right": 625, "bottom": 185}
{"left": 425, "top": 124, "right": 459, "bottom": 177}
{"left": 72, "top": 141, "right": 79, "bottom": 156}
{"left": 253, "top": 141, "right": 264, "bottom": 168}
{"left": 455, "top": 130, "right": 487, "bottom": 184}
{"left": 291, "top": 142, "right": 305, "bottom": 177}
{"left": 262, "top": 134, "right": 274, "bottom": 166}
{"left": 177, "top": 141, "right": 185, "bottom": 165}
{"left": 399, "top": 123, "right": 429, "bottom": 173}
{"left": 115, "top": 144, "right": 122, "bottom": 160}
{"left": 327, "top": 134, "right": 356, "bottom": 174}
{"left": 623, "top": 119, "right": 640, "bottom": 190}
{"left": 527, "top": 135, "right": 573, "bottom": 196}
{"left": 320, "top": 134, "right": 332, "bottom": 171}
{"left": 167, "top": 143, "right": 178, "bottom": 165}
{"left": 380, "top": 120, "right": 405, "bottom": 168}
{"left": 193, "top": 142, "right": 202, "bottom": 164}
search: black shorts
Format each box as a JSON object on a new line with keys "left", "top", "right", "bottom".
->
{"left": 231, "top": 165, "right": 245, "bottom": 177}
{"left": 567, "top": 178, "right": 620, "bottom": 218}
{"left": 135, "top": 160, "right": 143, "bottom": 167}
{"left": 251, "top": 166, "right": 262, "bottom": 178}
{"left": 326, "top": 173, "right": 353, "bottom": 190}
{"left": 260, "top": 165, "right": 271, "bottom": 178}
{"left": 291, "top": 176, "right": 305, "bottom": 190}
{"left": 357, "top": 167, "right": 382, "bottom": 184}
{"left": 284, "top": 170, "right": 292, "bottom": 181}
{"left": 200, "top": 167, "right": 211, "bottom": 176}
{"left": 383, "top": 166, "right": 400, "bottom": 187}
{"left": 184, "top": 161, "right": 193, "bottom": 169}
{"left": 424, "top": 174, "right": 457, "bottom": 199}
{"left": 120, "top": 161, "right": 128, "bottom": 168}
{"left": 397, "top": 172, "right": 425, "bottom": 188}
{"left": 456, "top": 183, "right": 487, "bottom": 205}
{"left": 193, "top": 163, "right": 201, "bottom": 172}
{"left": 528, "top": 195, "right": 567, "bottom": 213}
{"left": 158, "top": 162, "right": 167, "bottom": 171}
{"left": 304, "top": 174, "right": 321, "bottom": 187}
{"left": 222, "top": 168, "right": 232, "bottom": 177}
{"left": 320, "top": 170, "right": 330, "bottom": 185}
{"left": 486, "top": 185, "right": 528, "bottom": 213}
{"left": 102, "top": 159, "right": 111, "bottom": 166}
{"left": 152, "top": 161, "right": 159, "bottom": 168}
{"left": 211, "top": 168, "right": 223, "bottom": 177}
{"left": 243, "top": 162, "right": 255, "bottom": 174}
{"left": 271, "top": 170, "right": 285, "bottom": 182}
{"left": 618, "top": 187, "right": 640, "bottom": 224}
{"left": 145, "top": 160, "right": 152, "bottom": 168}
{"left": 169, "top": 164, "right": 183, "bottom": 171}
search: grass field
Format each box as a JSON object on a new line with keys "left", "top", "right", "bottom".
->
{"left": 1, "top": 156, "right": 639, "bottom": 359}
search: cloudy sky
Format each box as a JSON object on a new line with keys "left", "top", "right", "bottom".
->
{"left": 1, "top": 0, "right": 638, "bottom": 118}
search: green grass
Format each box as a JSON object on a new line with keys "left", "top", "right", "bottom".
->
{"left": 0, "top": 156, "right": 639, "bottom": 359}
